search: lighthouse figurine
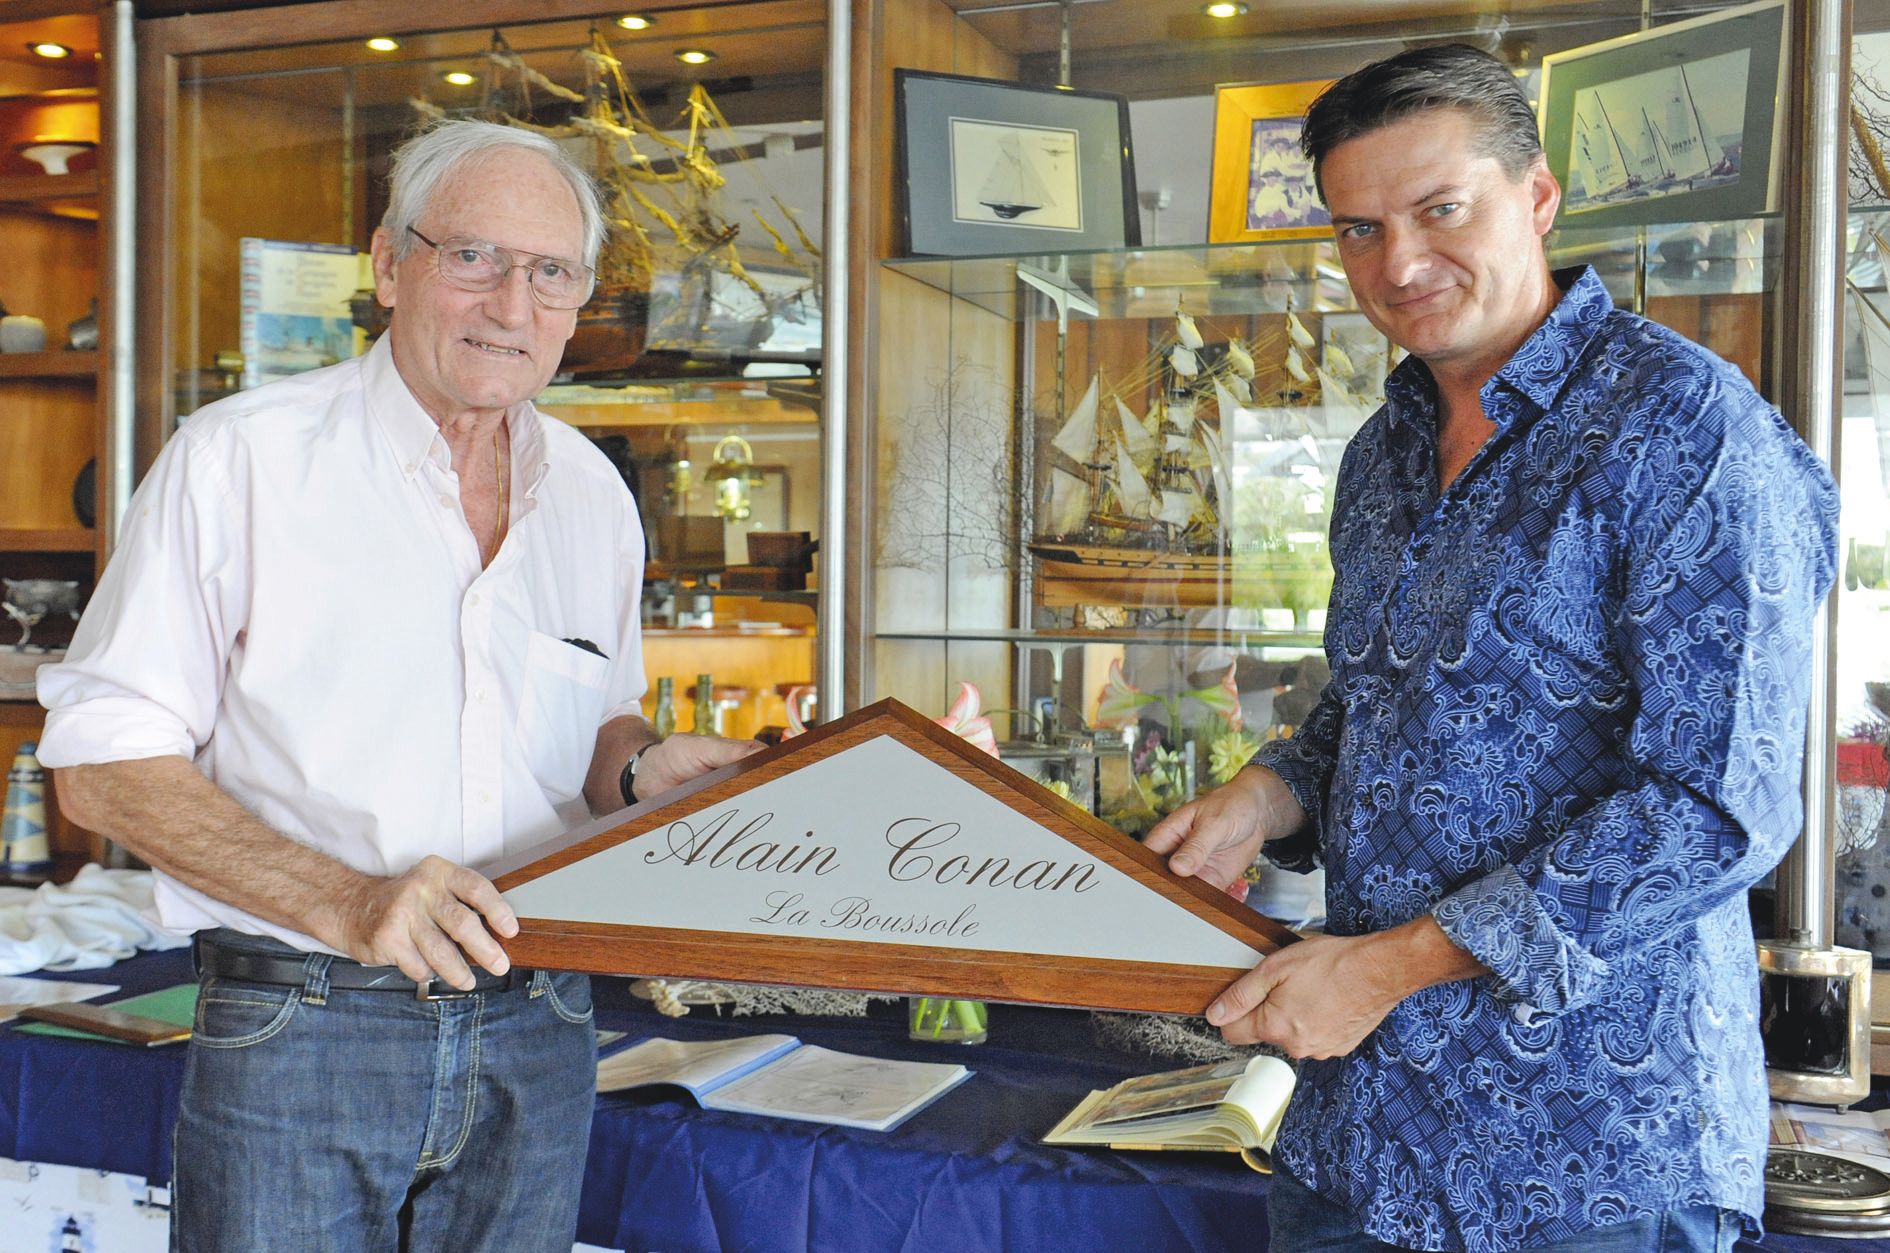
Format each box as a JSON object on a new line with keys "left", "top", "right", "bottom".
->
{"left": 2, "top": 740, "right": 53, "bottom": 882}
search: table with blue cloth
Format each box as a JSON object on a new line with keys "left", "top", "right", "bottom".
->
{"left": 0, "top": 948, "right": 1884, "bottom": 1253}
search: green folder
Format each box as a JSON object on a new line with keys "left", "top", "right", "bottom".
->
{"left": 15, "top": 983, "right": 198, "bottom": 1043}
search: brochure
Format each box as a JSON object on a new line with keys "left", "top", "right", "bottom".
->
{"left": 597, "top": 1033, "right": 972, "bottom": 1132}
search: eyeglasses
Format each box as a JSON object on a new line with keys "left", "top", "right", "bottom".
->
{"left": 407, "top": 227, "right": 596, "bottom": 310}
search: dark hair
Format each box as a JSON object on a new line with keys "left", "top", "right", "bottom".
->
{"left": 1300, "top": 44, "right": 1541, "bottom": 201}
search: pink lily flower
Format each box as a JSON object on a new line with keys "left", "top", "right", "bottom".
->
{"left": 1094, "top": 658, "right": 1152, "bottom": 729}
{"left": 1188, "top": 662, "right": 1243, "bottom": 731}
{"left": 934, "top": 681, "right": 999, "bottom": 757}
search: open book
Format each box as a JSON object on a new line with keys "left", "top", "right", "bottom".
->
{"left": 1043, "top": 1054, "right": 1295, "bottom": 1171}
{"left": 1771, "top": 1100, "right": 1890, "bottom": 1166}
{"left": 596, "top": 1033, "right": 972, "bottom": 1132}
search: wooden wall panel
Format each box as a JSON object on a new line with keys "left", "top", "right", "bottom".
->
{"left": 860, "top": 0, "right": 1020, "bottom": 711}
{"left": 0, "top": 211, "right": 96, "bottom": 531}
{"left": 173, "top": 81, "right": 350, "bottom": 382}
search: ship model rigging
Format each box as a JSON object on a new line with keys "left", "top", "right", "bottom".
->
{"left": 408, "top": 28, "right": 822, "bottom": 377}
{"left": 1029, "top": 302, "right": 1371, "bottom": 613}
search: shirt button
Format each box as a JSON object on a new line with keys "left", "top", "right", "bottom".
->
{"left": 406, "top": 462, "right": 419, "bottom": 474}
{"left": 474, "top": 688, "right": 488, "bottom": 703}
{"left": 439, "top": 494, "right": 454, "bottom": 508}
{"left": 477, "top": 790, "right": 492, "bottom": 806}
{"left": 468, "top": 593, "right": 483, "bottom": 608}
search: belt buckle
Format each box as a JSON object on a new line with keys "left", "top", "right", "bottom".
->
{"left": 414, "top": 978, "right": 476, "bottom": 1002}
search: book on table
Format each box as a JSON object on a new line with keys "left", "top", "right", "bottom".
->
{"left": 1771, "top": 1099, "right": 1890, "bottom": 1167}
{"left": 1042, "top": 1053, "right": 1295, "bottom": 1172}
{"left": 596, "top": 1033, "right": 973, "bottom": 1132}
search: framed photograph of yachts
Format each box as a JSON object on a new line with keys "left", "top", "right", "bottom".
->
{"left": 1208, "top": 79, "right": 1334, "bottom": 243}
{"left": 1538, "top": 0, "right": 1787, "bottom": 229}
{"left": 894, "top": 70, "right": 1140, "bottom": 257}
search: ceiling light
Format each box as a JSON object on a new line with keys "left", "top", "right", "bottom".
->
{"left": 29, "top": 42, "right": 72, "bottom": 59}
{"left": 365, "top": 37, "right": 400, "bottom": 52}
{"left": 1202, "top": 2, "right": 1248, "bottom": 15}
{"left": 441, "top": 71, "right": 477, "bottom": 86}
{"left": 617, "top": 15, "right": 655, "bottom": 30}
{"left": 674, "top": 48, "right": 716, "bottom": 65}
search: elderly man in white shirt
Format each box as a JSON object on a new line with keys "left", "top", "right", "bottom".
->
{"left": 35, "top": 119, "right": 751, "bottom": 1251}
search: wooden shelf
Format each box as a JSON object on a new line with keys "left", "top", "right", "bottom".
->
{"left": 0, "top": 349, "right": 96, "bottom": 378}
{"left": 0, "top": 527, "right": 94, "bottom": 552}
{"left": 0, "top": 169, "right": 98, "bottom": 204}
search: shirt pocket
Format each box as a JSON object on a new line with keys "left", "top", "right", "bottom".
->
{"left": 515, "top": 630, "right": 611, "bottom": 804}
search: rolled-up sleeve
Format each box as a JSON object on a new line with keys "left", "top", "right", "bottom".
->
{"left": 37, "top": 427, "right": 248, "bottom": 769}
{"left": 1432, "top": 378, "right": 1837, "bottom": 1017}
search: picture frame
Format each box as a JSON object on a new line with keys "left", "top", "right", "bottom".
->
{"left": 1538, "top": 0, "right": 1788, "bottom": 229}
{"left": 894, "top": 69, "right": 1140, "bottom": 257}
{"left": 1208, "top": 79, "right": 1334, "bottom": 244}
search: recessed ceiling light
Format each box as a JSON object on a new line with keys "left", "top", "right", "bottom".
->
{"left": 1202, "top": 1, "right": 1248, "bottom": 15}
{"left": 617, "top": 15, "right": 655, "bottom": 30}
{"left": 29, "top": 42, "right": 72, "bottom": 59}
{"left": 674, "top": 48, "right": 716, "bottom": 65}
{"left": 365, "top": 37, "right": 400, "bottom": 52}
{"left": 441, "top": 70, "right": 477, "bottom": 86}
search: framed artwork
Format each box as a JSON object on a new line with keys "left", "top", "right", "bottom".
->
{"left": 1539, "top": 0, "right": 1787, "bottom": 229}
{"left": 894, "top": 69, "right": 1140, "bottom": 257}
{"left": 1208, "top": 79, "right": 1334, "bottom": 244}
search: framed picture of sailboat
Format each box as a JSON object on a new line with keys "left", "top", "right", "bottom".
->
{"left": 1208, "top": 79, "right": 1334, "bottom": 244}
{"left": 894, "top": 70, "right": 1139, "bottom": 257}
{"left": 1538, "top": 0, "right": 1787, "bottom": 229}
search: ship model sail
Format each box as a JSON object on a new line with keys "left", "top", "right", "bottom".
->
{"left": 1029, "top": 306, "right": 1350, "bottom": 612}
{"left": 398, "top": 29, "right": 821, "bottom": 376}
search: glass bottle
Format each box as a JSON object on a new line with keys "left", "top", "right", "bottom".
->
{"left": 691, "top": 673, "right": 716, "bottom": 734}
{"left": 651, "top": 677, "right": 676, "bottom": 739}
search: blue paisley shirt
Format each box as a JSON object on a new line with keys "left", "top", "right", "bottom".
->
{"left": 1251, "top": 267, "right": 1839, "bottom": 1251}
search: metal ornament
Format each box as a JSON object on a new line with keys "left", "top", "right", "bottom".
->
{"left": 1765, "top": 1148, "right": 1890, "bottom": 1234}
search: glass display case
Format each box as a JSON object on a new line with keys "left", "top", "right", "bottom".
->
{"left": 850, "top": 0, "right": 1808, "bottom": 919}
{"left": 140, "top": 0, "right": 832, "bottom": 740}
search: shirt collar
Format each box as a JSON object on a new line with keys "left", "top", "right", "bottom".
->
{"left": 1383, "top": 265, "right": 1612, "bottom": 431}
{"left": 362, "top": 331, "right": 552, "bottom": 495}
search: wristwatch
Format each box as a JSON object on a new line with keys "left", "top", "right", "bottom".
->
{"left": 619, "top": 744, "right": 653, "bottom": 806}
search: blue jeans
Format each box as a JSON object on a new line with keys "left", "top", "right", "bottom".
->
{"left": 170, "top": 930, "right": 597, "bottom": 1252}
{"left": 1267, "top": 1162, "right": 1741, "bottom": 1253}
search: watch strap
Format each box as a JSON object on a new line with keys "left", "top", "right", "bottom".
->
{"left": 619, "top": 744, "right": 652, "bottom": 806}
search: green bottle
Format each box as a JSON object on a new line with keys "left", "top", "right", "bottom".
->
{"left": 651, "top": 677, "right": 677, "bottom": 739}
{"left": 692, "top": 673, "right": 716, "bottom": 734}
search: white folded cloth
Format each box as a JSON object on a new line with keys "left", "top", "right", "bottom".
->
{"left": 0, "top": 865, "right": 189, "bottom": 975}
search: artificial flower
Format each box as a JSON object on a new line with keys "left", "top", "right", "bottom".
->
{"left": 1207, "top": 728, "right": 1262, "bottom": 785}
{"left": 1095, "top": 658, "right": 1153, "bottom": 729}
{"left": 1185, "top": 661, "right": 1243, "bottom": 730}
{"left": 934, "top": 681, "right": 998, "bottom": 757}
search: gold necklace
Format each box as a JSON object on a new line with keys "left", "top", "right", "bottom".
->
{"left": 490, "top": 426, "right": 509, "bottom": 557}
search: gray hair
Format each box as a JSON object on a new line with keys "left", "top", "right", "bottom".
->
{"left": 1300, "top": 44, "right": 1542, "bottom": 202}
{"left": 381, "top": 119, "right": 605, "bottom": 268}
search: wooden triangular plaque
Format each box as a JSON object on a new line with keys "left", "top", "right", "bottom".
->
{"left": 488, "top": 699, "right": 1297, "bottom": 1014}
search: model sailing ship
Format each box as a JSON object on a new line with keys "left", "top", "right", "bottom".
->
{"left": 1029, "top": 305, "right": 1369, "bottom": 612}
{"left": 403, "top": 29, "right": 821, "bottom": 376}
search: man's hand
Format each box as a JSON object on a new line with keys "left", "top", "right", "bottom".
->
{"left": 335, "top": 855, "right": 518, "bottom": 991}
{"left": 1205, "top": 917, "right": 1486, "bottom": 1059}
{"left": 1144, "top": 765, "right": 1307, "bottom": 899}
{"left": 634, "top": 732, "right": 763, "bottom": 799}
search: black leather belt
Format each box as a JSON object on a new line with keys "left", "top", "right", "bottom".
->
{"left": 195, "top": 934, "right": 528, "bottom": 1001}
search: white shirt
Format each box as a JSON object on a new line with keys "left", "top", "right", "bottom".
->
{"left": 36, "top": 336, "right": 647, "bottom": 952}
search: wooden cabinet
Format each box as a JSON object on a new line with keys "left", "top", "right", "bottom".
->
{"left": 0, "top": 1, "right": 121, "bottom": 871}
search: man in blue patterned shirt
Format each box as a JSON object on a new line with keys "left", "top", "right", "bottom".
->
{"left": 1146, "top": 44, "right": 1840, "bottom": 1253}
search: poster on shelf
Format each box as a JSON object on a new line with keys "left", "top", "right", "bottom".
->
{"left": 238, "top": 239, "right": 366, "bottom": 390}
{"left": 487, "top": 700, "right": 1298, "bottom": 1014}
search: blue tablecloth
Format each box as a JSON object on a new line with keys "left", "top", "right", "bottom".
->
{"left": 0, "top": 949, "right": 1884, "bottom": 1253}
